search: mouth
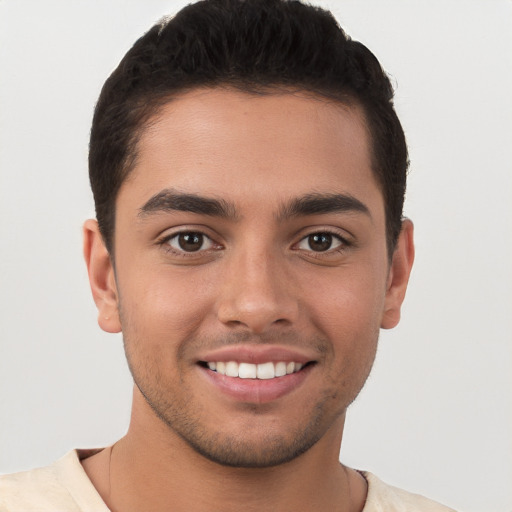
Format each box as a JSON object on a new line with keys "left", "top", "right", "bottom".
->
{"left": 199, "top": 360, "right": 312, "bottom": 379}
{"left": 196, "top": 346, "right": 317, "bottom": 403}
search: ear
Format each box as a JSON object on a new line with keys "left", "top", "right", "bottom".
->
{"left": 381, "top": 219, "right": 415, "bottom": 329}
{"left": 83, "top": 219, "right": 122, "bottom": 333}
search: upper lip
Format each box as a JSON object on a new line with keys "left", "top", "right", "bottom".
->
{"left": 197, "top": 344, "right": 316, "bottom": 365}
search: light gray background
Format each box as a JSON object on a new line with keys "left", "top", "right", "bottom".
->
{"left": 0, "top": 1, "right": 511, "bottom": 511}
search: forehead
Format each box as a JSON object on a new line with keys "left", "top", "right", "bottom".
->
{"left": 121, "top": 88, "right": 381, "bottom": 214}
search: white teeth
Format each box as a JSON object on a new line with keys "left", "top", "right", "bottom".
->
{"left": 206, "top": 360, "right": 306, "bottom": 379}
{"left": 238, "top": 362, "right": 257, "bottom": 379}
{"left": 257, "top": 362, "right": 275, "bottom": 379}
{"left": 275, "top": 361, "right": 287, "bottom": 377}
{"left": 225, "top": 361, "right": 239, "bottom": 377}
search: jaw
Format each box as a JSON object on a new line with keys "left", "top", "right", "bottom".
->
{"left": 128, "top": 376, "right": 348, "bottom": 469}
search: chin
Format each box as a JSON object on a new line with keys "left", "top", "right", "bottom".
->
{"left": 141, "top": 385, "right": 343, "bottom": 469}
{"left": 180, "top": 427, "right": 323, "bottom": 468}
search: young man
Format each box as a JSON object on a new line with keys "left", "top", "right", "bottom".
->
{"left": 0, "top": 0, "right": 455, "bottom": 510}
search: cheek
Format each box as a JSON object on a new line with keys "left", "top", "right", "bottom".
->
{"left": 307, "top": 266, "right": 387, "bottom": 332}
{"left": 304, "top": 268, "right": 384, "bottom": 372}
{"left": 117, "top": 265, "right": 216, "bottom": 347}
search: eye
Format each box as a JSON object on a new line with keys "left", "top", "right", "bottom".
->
{"left": 166, "top": 232, "right": 215, "bottom": 252}
{"left": 296, "top": 232, "right": 344, "bottom": 252}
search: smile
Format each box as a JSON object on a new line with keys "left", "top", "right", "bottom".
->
{"left": 196, "top": 345, "right": 316, "bottom": 402}
{"left": 205, "top": 361, "right": 304, "bottom": 379}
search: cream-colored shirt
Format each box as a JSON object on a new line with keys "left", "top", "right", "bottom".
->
{"left": 0, "top": 450, "right": 456, "bottom": 511}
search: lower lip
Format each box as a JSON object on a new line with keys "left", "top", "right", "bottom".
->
{"left": 198, "top": 364, "right": 313, "bottom": 404}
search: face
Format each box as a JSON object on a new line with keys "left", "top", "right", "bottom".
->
{"left": 86, "top": 89, "right": 413, "bottom": 467}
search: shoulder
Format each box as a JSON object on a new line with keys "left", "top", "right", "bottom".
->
{"left": 0, "top": 450, "right": 109, "bottom": 512}
{"left": 362, "top": 472, "right": 457, "bottom": 512}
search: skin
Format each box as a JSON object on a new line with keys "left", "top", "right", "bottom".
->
{"left": 83, "top": 89, "right": 414, "bottom": 512}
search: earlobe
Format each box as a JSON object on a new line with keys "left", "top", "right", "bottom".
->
{"left": 83, "top": 219, "right": 122, "bottom": 333}
{"left": 381, "top": 219, "right": 415, "bottom": 330}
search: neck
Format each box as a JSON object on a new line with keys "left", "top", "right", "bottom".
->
{"left": 83, "top": 387, "right": 367, "bottom": 512}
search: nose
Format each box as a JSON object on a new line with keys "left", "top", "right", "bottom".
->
{"left": 216, "top": 248, "right": 299, "bottom": 334}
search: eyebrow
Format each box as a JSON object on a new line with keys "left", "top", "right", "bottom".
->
{"left": 276, "top": 192, "right": 371, "bottom": 221}
{"left": 138, "top": 188, "right": 370, "bottom": 221}
{"left": 138, "top": 189, "right": 238, "bottom": 220}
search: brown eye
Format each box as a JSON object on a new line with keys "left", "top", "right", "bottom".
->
{"left": 308, "top": 233, "right": 332, "bottom": 252}
{"left": 178, "top": 233, "right": 203, "bottom": 251}
{"left": 168, "top": 232, "right": 214, "bottom": 253}
{"left": 297, "top": 232, "right": 343, "bottom": 252}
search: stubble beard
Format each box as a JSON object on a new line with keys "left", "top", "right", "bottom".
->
{"left": 127, "top": 354, "right": 341, "bottom": 468}
{"left": 147, "top": 388, "right": 333, "bottom": 468}
{"left": 122, "top": 328, "right": 378, "bottom": 469}
{"left": 122, "top": 358, "right": 374, "bottom": 468}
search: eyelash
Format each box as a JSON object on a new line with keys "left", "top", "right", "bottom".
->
{"left": 156, "top": 229, "right": 352, "bottom": 258}
{"left": 295, "top": 230, "right": 351, "bottom": 254}
{"left": 157, "top": 230, "right": 222, "bottom": 258}
{"left": 294, "top": 231, "right": 355, "bottom": 265}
